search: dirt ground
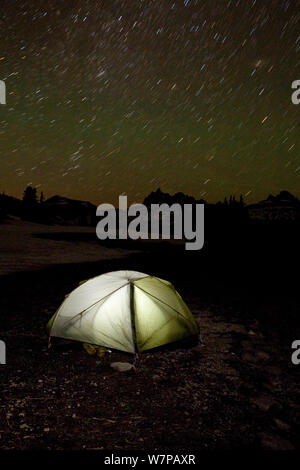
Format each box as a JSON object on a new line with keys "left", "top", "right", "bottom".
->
{"left": 0, "top": 218, "right": 130, "bottom": 276}
{"left": 0, "top": 220, "right": 299, "bottom": 450}
{"left": 1, "top": 266, "right": 299, "bottom": 451}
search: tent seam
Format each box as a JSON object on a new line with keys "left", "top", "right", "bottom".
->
{"left": 60, "top": 282, "right": 131, "bottom": 328}
{"left": 134, "top": 284, "right": 197, "bottom": 330}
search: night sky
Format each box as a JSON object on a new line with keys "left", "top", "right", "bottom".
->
{"left": 0, "top": 0, "right": 299, "bottom": 205}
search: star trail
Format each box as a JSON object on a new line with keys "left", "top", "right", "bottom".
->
{"left": 0, "top": 0, "right": 299, "bottom": 205}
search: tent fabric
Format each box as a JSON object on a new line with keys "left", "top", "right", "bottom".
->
{"left": 47, "top": 270, "right": 199, "bottom": 353}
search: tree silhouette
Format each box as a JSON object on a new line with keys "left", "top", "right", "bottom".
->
{"left": 23, "top": 186, "right": 38, "bottom": 206}
{"left": 22, "top": 186, "right": 38, "bottom": 221}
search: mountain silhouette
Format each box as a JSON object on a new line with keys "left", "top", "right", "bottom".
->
{"left": 247, "top": 191, "right": 300, "bottom": 221}
{"left": 42, "top": 195, "right": 97, "bottom": 226}
{"left": 1, "top": 187, "right": 300, "bottom": 226}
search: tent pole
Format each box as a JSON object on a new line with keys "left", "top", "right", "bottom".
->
{"left": 130, "top": 282, "right": 138, "bottom": 354}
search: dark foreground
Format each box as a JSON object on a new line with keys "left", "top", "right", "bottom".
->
{"left": 0, "top": 225, "right": 300, "bottom": 450}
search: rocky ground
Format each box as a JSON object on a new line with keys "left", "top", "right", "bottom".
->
{"left": 0, "top": 262, "right": 299, "bottom": 451}
{"left": 0, "top": 220, "right": 299, "bottom": 451}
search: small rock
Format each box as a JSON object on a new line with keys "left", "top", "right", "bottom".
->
{"left": 274, "top": 419, "right": 290, "bottom": 431}
{"left": 110, "top": 362, "right": 135, "bottom": 372}
{"left": 259, "top": 432, "right": 294, "bottom": 450}
{"left": 255, "top": 351, "right": 270, "bottom": 361}
{"left": 251, "top": 396, "right": 274, "bottom": 412}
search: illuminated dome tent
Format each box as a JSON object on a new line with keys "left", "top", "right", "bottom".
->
{"left": 47, "top": 270, "right": 199, "bottom": 353}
